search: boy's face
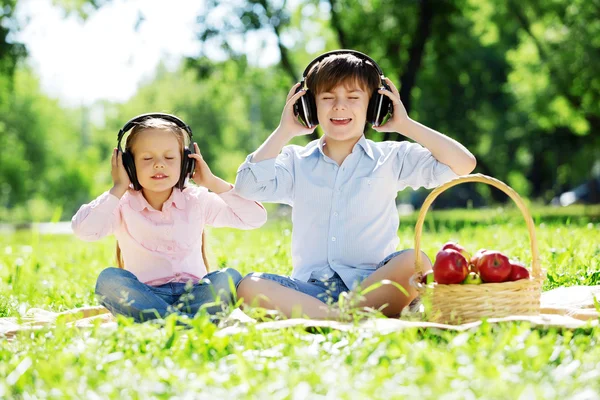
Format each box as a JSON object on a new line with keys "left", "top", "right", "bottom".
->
{"left": 315, "top": 81, "right": 370, "bottom": 143}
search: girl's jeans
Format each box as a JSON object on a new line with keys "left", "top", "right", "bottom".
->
{"left": 95, "top": 267, "right": 242, "bottom": 323}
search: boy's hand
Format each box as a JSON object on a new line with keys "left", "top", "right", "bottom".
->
{"left": 372, "top": 78, "right": 410, "bottom": 133}
{"left": 276, "top": 83, "right": 317, "bottom": 138}
{"left": 189, "top": 143, "right": 217, "bottom": 189}
{"left": 110, "top": 148, "right": 130, "bottom": 198}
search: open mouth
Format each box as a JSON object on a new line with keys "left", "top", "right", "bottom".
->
{"left": 330, "top": 117, "right": 352, "bottom": 126}
{"left": 151, "top": 174, "right": 169, "bottom": 180}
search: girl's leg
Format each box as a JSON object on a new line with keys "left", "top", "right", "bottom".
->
{"left": 353, "top": 249, "right": 432, "bottom": 317}
{"left": 95, "top": 267, "right": 175, "bottom": 323}
{"left": 178, "top": 268, "right": 243, "bottom": 316}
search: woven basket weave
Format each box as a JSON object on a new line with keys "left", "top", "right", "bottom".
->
{"left": 411, "top": 174, "right": 545, "bottom": 324}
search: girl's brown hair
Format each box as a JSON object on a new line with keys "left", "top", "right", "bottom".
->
{"left": 116, "top": 118, "right": 209, "bottom": 271}
{"left": 306, "top": 53, "right": 380, "bottom": 96}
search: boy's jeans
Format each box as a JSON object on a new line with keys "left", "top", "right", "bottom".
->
{"left": 95, "top": 267, "right": 242, "bottom": 323}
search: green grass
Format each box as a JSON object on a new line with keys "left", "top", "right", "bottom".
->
{"left": 1, "top": 208, "right": 599, "bottom": 399}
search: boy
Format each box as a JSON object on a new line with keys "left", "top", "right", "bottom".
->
{"left": 234, "top": 51, "right": 476, "bottom": 319}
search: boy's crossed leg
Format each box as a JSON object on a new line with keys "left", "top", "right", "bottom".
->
{"left": 237, "top": 249, "right": 432, "bottom": 319}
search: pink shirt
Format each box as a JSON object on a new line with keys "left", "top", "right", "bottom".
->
{"left": 71, "top": 186, "right": 266, "bottom": 285}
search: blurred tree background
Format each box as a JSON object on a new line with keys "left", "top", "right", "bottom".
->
{"left": 0, "top": 0, "right": 598, "bottom": 222}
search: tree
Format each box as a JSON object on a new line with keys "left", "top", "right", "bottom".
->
{"left": 10, "top": 0, "right": 600, "bottom": 209}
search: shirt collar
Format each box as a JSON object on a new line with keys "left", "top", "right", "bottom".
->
{"left": 354, "top": 135, "right": 375, "bottom": 160}
{"left": 298, "top": 135, "right": 374, "bottom": 160}
{"left": 298, "top": 138, "right": 323, "bottom": 158}
{"left": 127, "top": 188, "right": 186, "bottom": 212}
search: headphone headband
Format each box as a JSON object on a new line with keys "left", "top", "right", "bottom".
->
{"left": 116, "top": 112, "right": 196, "bottom": 191}
{"left": 294, "top": 49, "right": 392, "bottom": 128}
{"left": 301, "top": 49, "right": 384, "bottom": 79}
{"left": 117, "top": 112, "right": 193, "bottom": 150}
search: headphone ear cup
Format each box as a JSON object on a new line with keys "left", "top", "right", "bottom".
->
{"left": 122, "top": 151, "right": 141, "bottom": 190}
{"left": 187, "top": 142, "right": 196, "bottom": 178}
{"left": 367, "top": 87, "right": 393, "bottom": 126}
{"left": 366, "top": 92, "right": 377, "bottom": 125}
{"left": 177, "top": 145, "right": 194, "bottom": 190}
{"left": 306, "top": 92, "right": 318, "bottom": 127}
{"left": 293, "top": 83, "right": 319, "bottom": 128}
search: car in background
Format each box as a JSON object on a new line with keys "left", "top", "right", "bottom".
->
{"left": 551, "top": 177, "right": 600, "bottom": 206}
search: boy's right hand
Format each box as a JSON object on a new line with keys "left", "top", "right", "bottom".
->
{"left": 276, "top": 83, "right": 317, "bottom": 138}
{"left": 110, "top": 148, "right": 131, "bottom": 198}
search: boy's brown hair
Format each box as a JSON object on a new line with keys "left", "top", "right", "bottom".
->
{"left": 305, "top": 53, "right": 381, "bottom": 96}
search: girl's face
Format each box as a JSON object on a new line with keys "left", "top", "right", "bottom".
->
{"left": 131, "top": 128, "right": 182, "bottom": 195}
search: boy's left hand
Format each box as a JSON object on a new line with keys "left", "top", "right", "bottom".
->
{"left": 372, "top": 78, "right": 410, "bottom": 133}
{"left": 188, "top": 143, "right": 216, "bottom": 189}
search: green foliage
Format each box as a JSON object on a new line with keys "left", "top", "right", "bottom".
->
{"left": 1, "top": 0, "right": 599, "bottom": 221}
{"left": 51, "top": 0, "right": 111, "bottom": 19}
{"left": 0, "top": 68, "right": 92, "bottom": 222}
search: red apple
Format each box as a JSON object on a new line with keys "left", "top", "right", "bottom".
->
{"left": 508, "top": 261, "right": 530, "bottom": 281}
{"left": 433, "top": 249, "right": 469, "bottom": 284}
{"left": 477, "top": 251, "right": 511, "bottom": 283}
{"left": 441, "top": 242, "right": 471, "bottom": 263}
{"left": 469, "top": 248, "right": 488, "bottom": 273}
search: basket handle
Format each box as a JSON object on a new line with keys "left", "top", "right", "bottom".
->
{"left": 414, "top": 173, "right": 542, "bottom": 278}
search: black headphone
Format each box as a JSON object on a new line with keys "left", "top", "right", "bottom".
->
{"left": 117, "top": 113, "right": 196, "bottom": 191}
{"left": 293, "top": 50, "right": 393, "bottom": 129}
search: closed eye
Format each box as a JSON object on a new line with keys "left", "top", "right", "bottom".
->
{"left": 165, "top": 157, "right": 175, "bottom": 160}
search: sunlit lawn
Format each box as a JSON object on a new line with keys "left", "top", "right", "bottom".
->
{"left": 1, "top": 205, "right": 599, "bottom": 398}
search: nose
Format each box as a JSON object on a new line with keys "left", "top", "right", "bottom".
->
{"left": 153, "top": 160, "right": 165, "bottom": 169}
{"left": 333, "top": 98, "right": 346, "bottom": 110}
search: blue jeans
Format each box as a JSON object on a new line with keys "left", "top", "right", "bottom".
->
{"left": 249, "top": 250, "right": 412, "bottom": 304}
{"left": 95, "top": 267, "right": 242, "bottom": 323}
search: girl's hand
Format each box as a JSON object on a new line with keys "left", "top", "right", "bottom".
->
{"left": 188, "top": 143, "right": 218, "bottom": 189}
{"left": 372, "top": 78, "right": 410, "bottom": 133}
{"left": 276, "top": 83, "right": 317, "bottom": 138}
{"left": 110, "top": 148, "right": 131, "bottom": 198}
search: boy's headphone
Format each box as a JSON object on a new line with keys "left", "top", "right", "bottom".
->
{"left": 117, "top": 113, "right": 196, "bottom": 191}
{"left": 293, "top": 50, "right": 393, "bottom": 129}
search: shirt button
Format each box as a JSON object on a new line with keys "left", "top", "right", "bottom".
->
{"left": 331, "top": 237, "right": 336, "bottom": 242}
{"left": 333, "top": 212, "right": 338, "bottom": 217}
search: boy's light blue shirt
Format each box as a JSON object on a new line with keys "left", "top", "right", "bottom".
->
{"left": 235, "top": 135, "right": 459, "bottom": 290}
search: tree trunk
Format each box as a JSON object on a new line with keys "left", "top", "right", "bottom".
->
{"left": 328, "top": 0, "right": 347, "bottom": 48}
{"left": 384, "top": 0, "right": 434, "bottom": 141}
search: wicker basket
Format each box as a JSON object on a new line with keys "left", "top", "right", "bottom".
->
{"left": 411, "top": 174, "right": 545, "bottom": 324}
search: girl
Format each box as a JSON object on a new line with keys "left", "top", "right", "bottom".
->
{"left": 72, "top": 114, "right": 267, "bottom": 323}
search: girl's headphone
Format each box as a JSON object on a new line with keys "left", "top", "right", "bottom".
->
{"left": 117, "top": 113, "right": 196, "bottom": 191}
{"left": 293, "top": 50, "right": 393, "bottom": 128}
